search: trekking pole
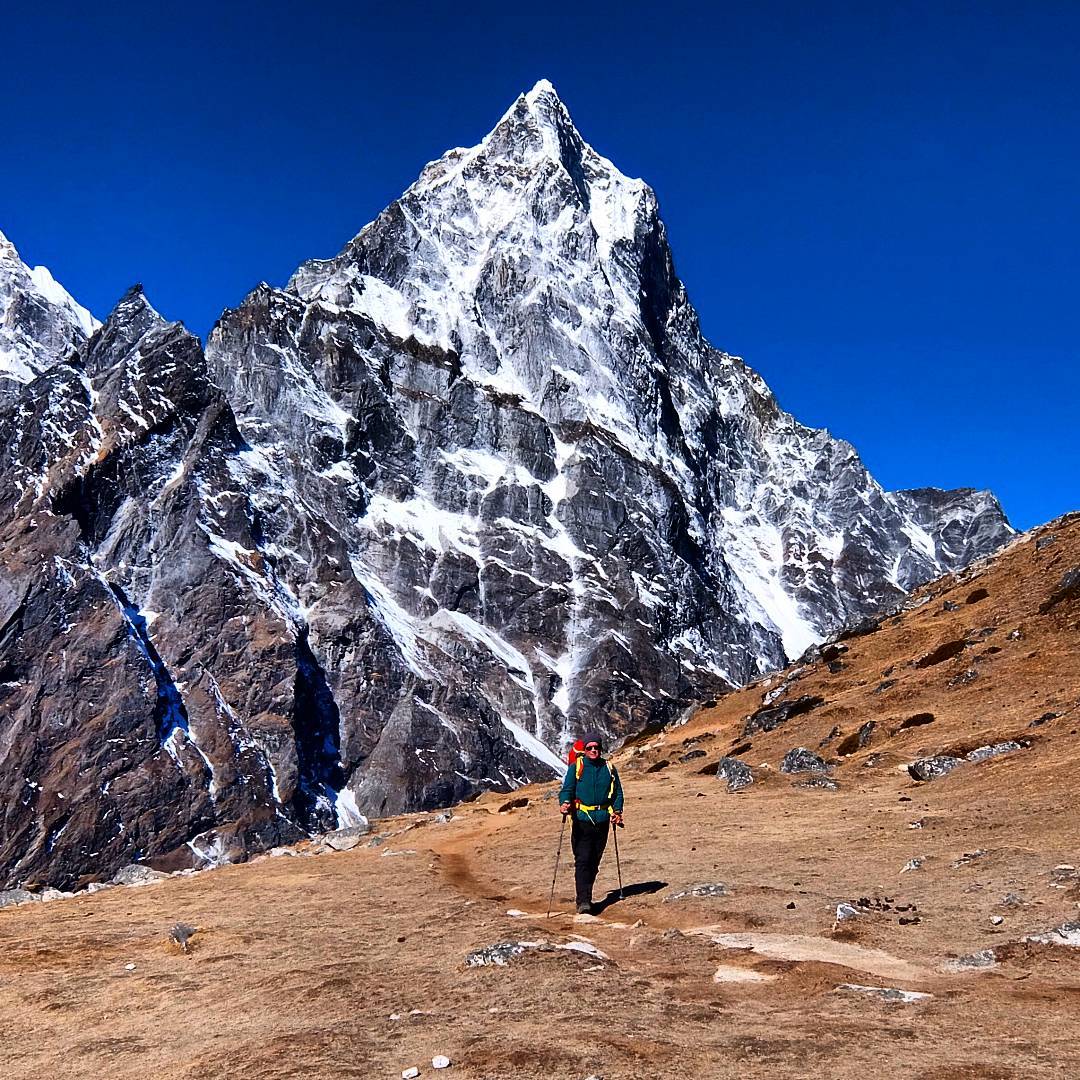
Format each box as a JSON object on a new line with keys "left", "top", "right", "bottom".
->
{"left": 547, "top": 812, "right": 569, "bottom": 919}
{"left": 612, "top": 819, "right": 624, "bottom": 899}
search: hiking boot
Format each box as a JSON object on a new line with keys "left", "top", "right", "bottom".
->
{"left": 576, "top": 902, "right": 593, "bottom": 915}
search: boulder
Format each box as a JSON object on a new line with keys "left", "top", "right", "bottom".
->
{"left": 780, "top": 748, "right": 831, "bottom": 775}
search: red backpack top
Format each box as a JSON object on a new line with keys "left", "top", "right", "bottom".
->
{"left": 567, "top": 739, "right": 586, "bottom": 779}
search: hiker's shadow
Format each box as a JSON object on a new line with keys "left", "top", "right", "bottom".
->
{"left": 593, "top": 880, "right": 667, "bottom": 915}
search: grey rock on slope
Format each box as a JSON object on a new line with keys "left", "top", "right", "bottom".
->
{"left": 0, "top": 81, "right": 1011, "bottom": 886}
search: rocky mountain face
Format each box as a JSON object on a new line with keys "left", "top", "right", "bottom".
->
{"left": 0, "top": 82, "right": 1013, "bottom": 887}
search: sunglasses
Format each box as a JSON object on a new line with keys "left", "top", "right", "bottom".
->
{"left": 584, "top": 743, "right": 601, "bottom": 751}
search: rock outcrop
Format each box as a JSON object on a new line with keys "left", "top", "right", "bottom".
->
{"left": 0, "top": 82, "right": 1013, "bottom": 886}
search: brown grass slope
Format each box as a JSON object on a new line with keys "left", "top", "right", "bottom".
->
{"left": 1, "top": 514, "right": 1078, "bottom": 1080}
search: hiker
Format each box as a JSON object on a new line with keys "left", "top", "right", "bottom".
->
{"left": 559, "top": 730, "right": 624, "bottom": 914}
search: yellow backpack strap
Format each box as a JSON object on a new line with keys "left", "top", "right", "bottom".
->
{"left": 576, "top": 756, "right": 584, "bottom": 781}
{"left": 607, "top": 764, "right": 618, "bottom": 801}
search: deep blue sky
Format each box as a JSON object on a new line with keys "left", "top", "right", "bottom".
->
{"left": 3, "top": 3, "right": 1076, "bottom": 529}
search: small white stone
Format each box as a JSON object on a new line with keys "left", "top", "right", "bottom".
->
{"left": 388, "top": 1013, "right": 401, "bottom": 1021}
{"left": 990, "top": 915, "right": 1004, "bottom": 925}
{"left": 506, "top": 908, "right": 527, "bottom": 917}
{"left": 402, "top": 1068, "right": 420, "bottom": 1079}
{"left": 432, "top": 1055, "right": 451, "bottom": 1069}
{"left": 124, "top": 963, "right": 136, "bottom": 971}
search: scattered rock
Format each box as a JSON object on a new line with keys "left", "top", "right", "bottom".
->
{"left": 795, "top": 776, "right": 839, "bottom": 791}
{"left": 744, "top": 696, "right": 825, "bottom": 737}
{"left": 942, "top": 600, "right": 960, "bottom": 612}
{"left": 913, "top": 640, "right": 968, "bottom": 668}
{"left": 1036, "top": 535, "right": 1057, "bottom": 551}
{"left": 1023, "top": 919, "right": 1080, "bottom": 947}
{"left": 664, "top": 883, "right": 729, "bottom": 902}
{"left": 837, "top": 721, "right": 876, "bottom": 756}
{"left": 780, "top": 748, "right": 830, "bottom": 775}
{"left": 465, "top": 939, "right": 608, "bottom": 967}
{"left": 465, "top": 942, "right": 530, "bottom": 967}
{"left": 432, "top": 1056, "right": 451, "bottom": 1069}
{"left": 836, "top": 984, "right": 932, "bottom": 1003}
{"left": 325, "top": 834, "right": 362, "bottom": 852}
{"left": 946, "top": 948, "right": 997, "bottom": 971}
{"left": 827, "top": 660, "right": 845, "bottom": 673}
{"left": 965, "top": 741, "right": 1022, "bottom": 764}
{"left": 901, "top": 857, "right": 926, "bottom": 873}
{"left": 645, "top": 760, "right": 670, "bottom": 774}
{"left": 169, "top": 922, "right": 197, "bottom": 953}
{"left": 1001, "top": 893, "right": 1025, "bottom": 907}
{"left": 872, "top": 680, "right": 897, "bottom": 695}
{"left": 990, "top": 915, "right": 1004, "bottom": 926}
{"left": 679, "top": 748, "right": 707, "bottom": 763}
{"left": 819, "top": 725, "right": 842, "bottom": 747}
{"left": 836, "top": 616, "right": 882, "bottom": 641}
{"left": 947, "top": 667, "right": 979, "bottom": 688}
{"left": 951, "top": 849, "right": 988, "bottom": 868}
{"left": 402, "top": 1068, "right": 420, "bottom": 1079}
{"left": 1049, "top": 865, "right": 1078, "bottom": 888}
{"left": 0, "top": 889, "right": 40, "bottom": 908}
{"left": 714, "top": 757, "right": 754, "bottom": 792}
{"left": 434, "top": 811, "right": 453, "bottom": 824}
{"left": 907, "top": 755, "right": 963, "bottom": 782}
{"left": 1039, "top": 567, "right": 1080, "bottom": 613}
{"left": 834, "top": 903, "right": 861, "bottom": 923}
{"left": 110, "top": 864, "right": 168, "bottom": 887}
{"left": 1029, "top": 712, "right": 1059, "bottom": 728}
{"left": 1007, "top": 627, "right": 1025, "bottom": 640}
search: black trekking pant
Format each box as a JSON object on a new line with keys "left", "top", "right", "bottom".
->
{"left": 571, "top": 817, "right": 609, "bottom": 906}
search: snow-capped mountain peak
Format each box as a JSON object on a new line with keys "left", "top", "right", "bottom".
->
{"left": 0, "top": 228, "right": 99, "bottom": 384}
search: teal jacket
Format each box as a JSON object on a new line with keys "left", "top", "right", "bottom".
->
{"left": 559, "top": 756, "right": 624, "bottom": 824}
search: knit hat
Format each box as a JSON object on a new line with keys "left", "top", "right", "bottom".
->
{"left": 581, "top": 730, "right": 604, "bottom": 749}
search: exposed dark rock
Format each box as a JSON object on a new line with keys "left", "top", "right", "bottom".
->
{"left": 679, "top": 748, "right": 707, "bottom": 763}
{"left": 966, "top": 588, "right": 990, "bottom": 604}
{"left": 872, "top": 679, "right": 897, "bottom": 695}
{"left": 942, "top": 600, "right": 960, "bottom": 612}
{"left": 795, "top": 775, "right": 839, "bottom": 791}
{"left": 1035, "top": 535, "right": 1057, "bottom": 551}
{"left": 908, "top": 756, "right": 964, "bottom": 782}
{"left": 714, "top": 757, "right": 754, "bottom": 792}
{"left": 664, "top": 882, "right": 728, "bottom": 901}
{"left": 744, "top": 695, "right": 826, "bottom": 737}
{"left": 947, "top": 668, "right": 979, "bottom": 688}
{"left": 836, "top": 617, "right": 883, "bottom": 642}
{"left": 780, "top": 748, "right": 830, "bottom": 775}
{"left": 837, "top": 721, "right": 876, "bottom": 756}
{"left": 1030, "top": 712, "right": 1060, "bottom": 728}
{"left": 965, "top": 741, "right": 1022, "bottom": 764}
{"left": 1039, "top": 568, "right": 1080, "bottom": 613}
{"left": 646, "top": 760, "right": 671, "bottom": 774}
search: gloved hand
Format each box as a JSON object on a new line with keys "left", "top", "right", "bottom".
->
{"left": 560, "top": 802, "right": 571, "bottom": 815}
{"left": 611, "top": 811, "right": 624, "bottom": 827}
